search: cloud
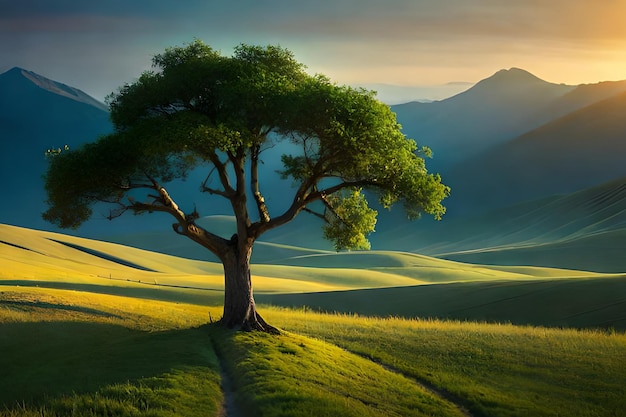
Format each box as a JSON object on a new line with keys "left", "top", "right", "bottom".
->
{"left": 2, "top": 0, "right": 626, "bottom": 98}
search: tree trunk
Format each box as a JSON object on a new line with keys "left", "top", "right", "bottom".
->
{"left": 220, "top": 240, "right": 279, "bottom": 334}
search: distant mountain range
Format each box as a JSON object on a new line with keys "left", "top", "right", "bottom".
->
{"left": 445, "top": 89, "right": 626, "bottom": 214}
{"left": 391, "top": 67, "right": 626, "bottom": 215}
{"left": 2, "top": 66, "right": 625, "bottom": 272}
{"left": 392, "top": 68, "right": 577, "bottom": 168}
{"left": 359, "top": 82, "right": 474, "bottom": 104}
{"left": 0, "top": 67, "right": 112, "bottom": 231}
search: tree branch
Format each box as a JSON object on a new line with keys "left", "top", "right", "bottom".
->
{"left": 128, "top": 179, "right": 230, "bottom": 258}
{"left": 250, "top": 144, "right": 270, "bottom": 223}
{"left": 250, "top": 178, "right": 315, "bottom": 238}
{"left": 200, "top": 171, "right": 228, "bottom": 197}
{"left": 251, "top": 178, "right": 376, "bottom": 239}
{"left": 302, "top": 207, "right": 326, "bottom": 222}
{"left": 207, "top": 152, "right": 235, "bottom": 198}
{"left": 201, "top": 185, "right": 232, "bottom": 198}
{"left": 316, "top": 179, "right": 378, "bottom": 198}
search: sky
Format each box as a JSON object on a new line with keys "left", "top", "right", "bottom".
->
{"left": 2, "top": 0, "right": 626, "bottom": 102}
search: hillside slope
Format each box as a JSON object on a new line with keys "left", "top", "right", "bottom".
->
{"left": 104, "top": 176, "right": 626, "bottom": 273}
{"left": 0, "top": 67, "right": 112, "bottom": 230}
{"left": 3, "top": 222, "right": 625, "bottom": 332}
{"left": 444, "top": 91, "right": 626, "bottom": 214}
{"left": 391, "top": 68, "right": 575, "bottom": 169}
{"left": 0, "top": 223, "right": 603, "bottom": 293}
{"left": 392, "top": 177, "right": 626, "bottom": 272}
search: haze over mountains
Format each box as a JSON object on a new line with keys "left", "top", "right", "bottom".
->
{"left": 391, "top": 67, "right": 626, "bottom": 215}
{"left": 0, "top": 67, "right": 111, "bottom": 230}
{"left": 1, "top": 66, "right": 625, "bottom": 272}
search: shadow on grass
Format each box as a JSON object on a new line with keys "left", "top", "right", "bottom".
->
{"left": 0, "top": 320, "right": 222, "bottom": 415}
{"left": 207, "top": 324, "right": 467, "bottom": 417}
{"left": 0, "top": 279, "right": 224, "bottom": 306}
{"left": 258, "top": 276, "right": 626, "bottom": 332}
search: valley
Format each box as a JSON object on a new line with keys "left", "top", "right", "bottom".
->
{"left": 1, "top": 229, "right": 625, "bottom": 416}
{"left": 2, "top": 64, "right": 626, "bottom": 416}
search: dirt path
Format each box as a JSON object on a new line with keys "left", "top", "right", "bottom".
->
{"left": 209, "top": 328, "right": 474, "bottom": 417}
{"left": 356, "top": 353, "right": 476, "bottom": 417}
{"left": 209, "top": 330, "right": 244, "bottom": 417}
{"left": 216, "top": 363, "right": 243, "bottom": 417}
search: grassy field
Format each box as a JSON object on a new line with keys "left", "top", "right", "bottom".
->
{"left": 2, "top": 224, "right": 626, "bottom": 416}
{"left": 269, "top": 309, "right": 626, "bottom": 417}
{"left": 1, "top": 287, "right": 625, "bottom": 417}
{"left": 259, "top": 275, "right": 626, "bottom": 331}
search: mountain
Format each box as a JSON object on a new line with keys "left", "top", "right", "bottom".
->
{"left": 538, "top": 79, "right": 626, "bottom": 120}
{"left": 2, "top": 66, "right": 625, "bottom": 275}
{"left": 0, "top": 67, "right": 112, "bottom": 230}
{"left": 3, "top": 67, "right": 108, "bottom": 111}
{"left": 443, "top": 89, "right": 626, "bottom": 214}
{"left": 360, "top": 82, "right": 474, "bottom": 104}
{"left": 391, "top": 68, "right": 576, "bottom": 169}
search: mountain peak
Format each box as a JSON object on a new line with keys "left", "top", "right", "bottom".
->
{"left": 496, "top": 67, "right": 536, "bottom": 76}
{"left": 5, "top": 66, "right": 27, "bottom": 74}
{"left": 0, "top": 67, "right": 108, "bottom": 112}
{"left": 452, "top": 67, "right": 575, "bottom": 104}
{"left": 483, "top": 67, "right": 547, "bottom": 85}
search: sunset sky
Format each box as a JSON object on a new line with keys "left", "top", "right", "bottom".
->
{"left": 2, "top": 0, "right": 626, "bottom": 101}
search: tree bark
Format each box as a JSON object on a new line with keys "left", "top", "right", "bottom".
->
{"left": 219, "top": 238, "right": 279, "bottom": 334}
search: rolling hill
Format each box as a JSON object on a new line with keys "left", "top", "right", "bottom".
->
{"left": 103, "top": 176, "right": 626, "bottom": 273}
{"left": 3, "top": 223, "right": 601, "bottom": 295}
{"left": 2, "top": 222, "right": 625, "bottom": 332}
{"left": 376, "top": 176, "right": 626, "bottom": 273}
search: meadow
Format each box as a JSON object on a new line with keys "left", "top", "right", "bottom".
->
{"left": 1, "top": 224, "right": 626, "bottom": 416}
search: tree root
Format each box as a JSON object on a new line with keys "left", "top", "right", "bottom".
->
{"left": 219, "top": 311, "right": 281, "bottom": 335}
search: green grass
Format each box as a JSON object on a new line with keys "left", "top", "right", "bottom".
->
{"left": 1, "top": 223, "right": 609, "bottom": 295}
{"left": 2, "top": 287, "right": 626, "bottom": 417}
{"left": 3, "top": 223, "right": 626, "bottom": 416}
{"left": 259, "top": 275, "right": 626, "bottom": 331}
{"left": 209, "top": 325, "right": 465, "bottom": 417}
{"left": 267, "top": 308, "right": 626, "bottom": 417}
{"left": 0, "top": 288, "right": 223, "bottom": 416}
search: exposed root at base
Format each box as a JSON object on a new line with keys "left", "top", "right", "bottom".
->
{"left": 219, "top": 312, "right": 281, "bottom": 335}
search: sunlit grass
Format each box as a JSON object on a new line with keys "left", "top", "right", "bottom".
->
{"left": 2, "top": 223, "right": 608, "bottom": 300}
{"left": 2, "top": 286, "right": 626, "bottom": 417}
{"left": 210, "top": 325, "right": 465, "bottom": 417}
{"left": 265, "top": 307, "right": 626, "bottom": 417}
{"left": 3, "top": 224, "right": 626, "bottom": 416}
{"left": 0, "top": 288, "right": 223, "bottom": 416}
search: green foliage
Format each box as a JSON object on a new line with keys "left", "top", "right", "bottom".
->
{"left": 323, "top": 188, "right": 377, "bottom": 251}
{"left": 278, "top": 76, "right": 449, "bottom": 225}
{"left": 45, "top": 39, "right": 449, "bottom": 251}
{"left": 43, "top": 116, "right": 199, "bottom": 228}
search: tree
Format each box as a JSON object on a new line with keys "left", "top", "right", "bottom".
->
{"left": 43, "top": 40, "right": 449, "bottom": 333}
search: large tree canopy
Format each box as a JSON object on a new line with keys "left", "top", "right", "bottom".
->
{"left": 44, "top": 40, "right": 449, "bottom": 332}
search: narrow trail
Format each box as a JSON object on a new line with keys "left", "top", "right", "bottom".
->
{"left": 353, "top": 352, "right": 477, "bottom": 417}
{"left": 216, "top": 363, "right": 242, "bottom": 417}
{"left": 208, "top": 333, "right": 245, "bottom": 417}
{"left": 207, "top": 326, "right": 476, "bottom": 417}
